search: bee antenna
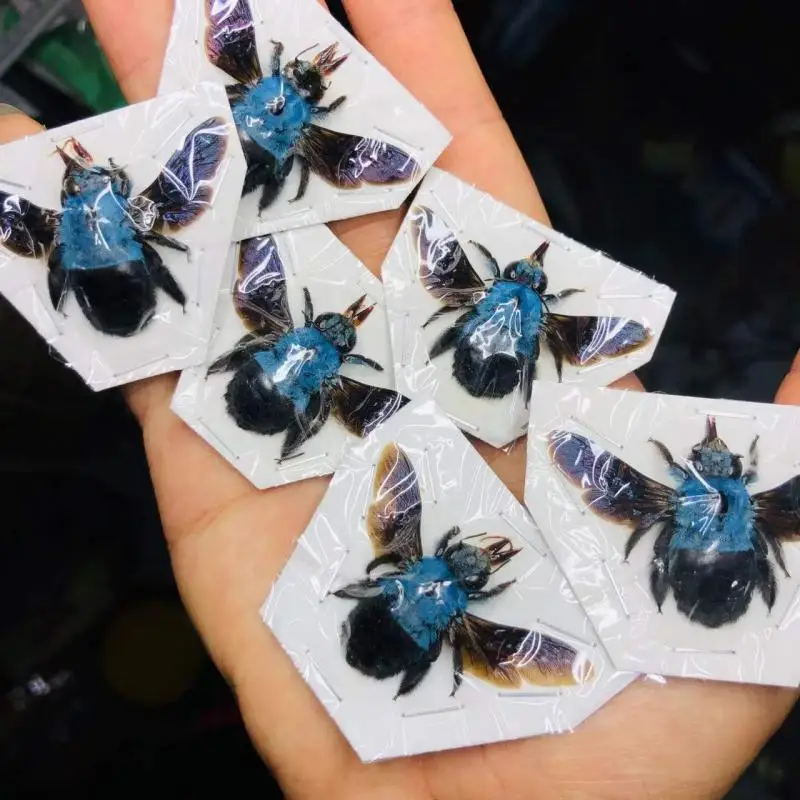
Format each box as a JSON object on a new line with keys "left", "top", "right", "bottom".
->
{"left": 295, "top": 42, "right": 319, "bottom": 60}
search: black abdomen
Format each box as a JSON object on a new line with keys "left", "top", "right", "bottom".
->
{"left": 453, "top": 345, "right": 520, "bottom": 399}
{"left": 224, "top": 359, "right": 296, "bottom": 435}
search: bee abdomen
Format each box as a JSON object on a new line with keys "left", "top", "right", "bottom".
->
{"left": 453, "top": 347, "right": 520, "bottom": 399}
{"left": 224, "top": 360, "right": 296, "bottom": 435}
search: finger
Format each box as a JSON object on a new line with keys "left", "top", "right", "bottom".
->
{"left": 0, "top": 112, "right": 42, "bottom": 143}
{"left": 774, "top": 350, "right": 800, "bottom": 405}
{"left": 82, "top": 0, "right": 173, "bottom": 103}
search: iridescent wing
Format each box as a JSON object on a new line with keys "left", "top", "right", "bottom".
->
{"left": 753, "top": 475, "right": 800, "bottom": 540}
{"left": 451, "top": 613, "right": 592, "bottom": 688}
{"left": 205, "top": 0, "right": 263, "bottom": 85}
{"left": 233, "top": 235, "right": 293, "bottom": 334}
{"left": 297, "top": 125, "right": 420, "bottom": 190}
{"left": 543, "top": 313, "right": 652, "bottom": 380}
{"left": 411, "top": 205, "right": 486, "bottom": 308}
{"left": 0, "top": 192, "right": 59, "bottom": 258}
{"left": 331, "top": 376, "right": 410, "bottom": 439}
{"left": 366, "top": 442, "right": 423, "bottom": 563}
{"left": 548, "top": 430, "right": 675, "bottom": 528}
{"left": 134, "top": 117, "right": 228, "bottom": 231}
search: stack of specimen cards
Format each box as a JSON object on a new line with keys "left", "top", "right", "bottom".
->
{"left": 525, "top": 383, "right": 800, "bottom": 687}
{"left": 0, "top": 83, "right": 246, "bottom": 389}
{"left": 159, "top": 0, "right": 451, "bottom": 238}
{"left": 263, "top": 400, "right": 634, "bottom": 761}
{"left": 172, "top": 226, "right": 408, "bottom": 489}
{"left": 382, "top": 168, "right": 677, "bottom": 448}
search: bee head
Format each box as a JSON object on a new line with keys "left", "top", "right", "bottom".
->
{"left": 444, "top": 535, "right": 520, "bottom": 591}
{"left": 503, "top": 242, "right": 550, "bottom": 292}
{"left": 689, "top": 417, "right": 743, "bottom": 479}
{"left": 285, "top": 43, "right": 348, "bottom": 104}
{"left": 316, "top": 294, "right": 374, "bottom": 353}
{"left": 57, "top": 138, "right": 128, "bottom": 200}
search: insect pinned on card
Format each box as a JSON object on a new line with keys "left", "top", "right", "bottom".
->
{"left": 205, "top": 0, "right": 420, "bottom": 213}
{"left": 549, "top": 418, "right": 800, "bottom": 628}
{"left": 207, "top": 236, "right": 409, "bottom": 461}
{"left": 412, "top": 205, "right": 652, "bottom": 406}
{"left": 334, "top": 442, "right": 593, "bottom": 697}
{"left": 0, "top": 118, "right": 227, "bottom": 337}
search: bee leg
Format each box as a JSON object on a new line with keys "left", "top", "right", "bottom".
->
{"left": 365, "top": 552, "right": 404, "bottom": 574}
{"left": 450, "top": 633, "right": 464, "bottom": 697}
{"left": 143, "top": 242, "right": 186, "bottom": 308}
{"left": 428, "top": 325, "right": 460, "bottom": 361}
{"left": 743, "top": 435, "right": 760, "bottom": 485}
{"left": 342, "top": 353, "right": 383, "bottom": 372}
{"left": 469, "top": 241, "right": 501, "bottom": 280}
{"left": 759, "top": 525, "right": 790, "bottom": 578}
{"left": 649, "top": 438, "right": 690, "bottom": 480}
{"left": 394, "top": 659, "right": 433, "bottom": 699}
{"left": 543, "top": 288, "right": 584, "bottom": 303}
{"left": 143, "top": 229, "right": 189, "bottom": 255}
{"left": 422, "top": 305, "right": 462, "bottom": 329}
{"left": 519, "top": 347, "right": 538, "bottom": 409}
{"left": 289, "top": 159, "right": 311, "bottom": 203}
{"left": 434, "top": 526, "right": 461, "bottom": 557}
{"left": 756, "top": 541, "right": 778, "bottom": 612}
{"left": 47, "top": 246, "right": 68, "bottom": 313}
{"left": 280, "top": 394, "right": 331, "bottom": 460}
{"left": 467, "top": 580, "right": 515, "bottom": 602}
{"left": 332, "top": 579, "right": 382, "bottom": 599}
{"left": 269, "top": 40, "right": 284, "bottom": 76}
{"left": 649, "top": 524, "right": 673, "bottom": 612}
{"left": 312, "top": 96, "right": 346, "bottom": 115}
{"left": 302, "top": 287, "right": 314, "bottom": 326}
{"left": 207, "top": 332, "right": 270, "bottom": 376}
{"left": 623, "top": 517, "right": 657, "bottom": 562}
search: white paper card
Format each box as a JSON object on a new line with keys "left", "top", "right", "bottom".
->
{"left": 382, "top": 168, "right": 677, "bottom": 449}
{"left": 263, "top": 400, "right": 634, "bottom": 761}
{"left": 172, "top": 225, "right": 403, "bottom": 489}
{"left": 159, "top": 0, "right": 451, "bottom": 239}
{"left": 526, "top": 382, "right": 800, "bottom": 687}
{"left": 0, "top": 83, "right": 246, "bottom": 390}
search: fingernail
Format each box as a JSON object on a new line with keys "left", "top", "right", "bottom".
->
{"left": 0, "top": 103, "right": 22, "bottom": 117}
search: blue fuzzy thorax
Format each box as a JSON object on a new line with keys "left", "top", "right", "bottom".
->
{"left": 379, "top": 557, "right": 469, "bottom": 651}
{"left": 672, "top": 476, "right": 755, "bottom": 553}
{"left": 253, "top": 326, "right": 341, "bottom": 413}
{"left": 58, "top": 182, "right": 142, "bottom": 270}
{"left": 461, "top": 281, "right": 544, "bottom": 359}
{"left": 232, "top": 76, "right": 311, "bottom": 162}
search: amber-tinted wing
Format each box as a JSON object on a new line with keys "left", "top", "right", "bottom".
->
{"left": 233, "top": 235, "right": 293, "bottom": 334}
{"left": 544, "top": 313, "right": 652, "bottom": 370}
{"left": 548, "top": 430, "right": 674, "bottom": 527}
{"left": 297, "top": 125, "right": 419, "bottom": 189}
{"left": 366, "top": 442, "right": 422, "bottom": 562}
{"left": 0, "top": 192, "right": 58, "bottom": 258}
{"left": 410, "top": 205, "right": 486, "bottom": 308}
{"left": 452, "top": 613, "right": 593, "bottom": 688}
{"left": 205, "top": 0, "right": 263, "bottom": 85}
{"left": 331, "top": 376, "right": 410, "bottom": 439}
{"left": 753, "top": 475, "right": 800, "bottom": 540}
{"left": 135, "top": 117, "right": 228, "bottom": 231}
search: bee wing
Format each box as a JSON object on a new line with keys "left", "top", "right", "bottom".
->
{"left": 548, "top": 430, "right": 675, "bottom": 526}
{"left": 366, "top": 442, "right": 423, "bottom": 562}
{"left": 0, "top": 191, "right": 59, "bottom": 258}
{"left": 411, "top": 205, "right": 486, "bottom": 307}
{"left": 753, "top": 475, "right": 800, "bottom": 540}
{"left": 297, "top": 125, "right": 420, "bottom": 190}
{"left": 135, "top": 117, "right": 228, "bottom": 232}
{"left": 331, "top": 376, "right": 410, "bottom": 439}
{"left": 205, "top": 0, "right": 263, "bottom": 86}
{"left": 544, "top": 313, "right": 652, "bottom": 369}
{"left": 452, "top": 613, "right": 593, "bottom": 688}
{"left": 233, "top": 235, "right": 294, "bottom": 334}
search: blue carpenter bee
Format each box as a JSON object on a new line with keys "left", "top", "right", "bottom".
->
{"left": 549, "top": 418, "right": 800, "bottom": 628}
{"left": 334, "top": 442, "right": 593, "bottom": 697}
{"left": 413, "top": 205, "right": 653, "bottom": 406}
{"left": 205, "top": 0, "right": 420, "bottom": 213}
{"left": 207, "top": 236, "right": 409, "bottom": 461}
{"left": 0, "top": 119, "right": 227, "bottom": 337}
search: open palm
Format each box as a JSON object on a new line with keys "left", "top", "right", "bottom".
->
{"left": 4, "top": 1, "right": 798, "bottom": 797}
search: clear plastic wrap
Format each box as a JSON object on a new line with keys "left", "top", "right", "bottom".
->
{"left": 0, "top": 83, "right": 246, "bottom": 390}
{"left": 262, "top": 400, "right": 634, "bottom": 761}
{"left": 159, "top": 0, "right": 451, "bottom": 239}
{"left": 525, "top": 382, "right": 800, "bottom": 687}
{"left": 171, "top": 226, "right": 408, "bottom": 489}
{"left": 381, "top": 167, "right": 677, "bottom": 449}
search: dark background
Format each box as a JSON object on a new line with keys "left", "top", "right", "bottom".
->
{"left": 1, "top": 0, "right": 798, "bottom": 796}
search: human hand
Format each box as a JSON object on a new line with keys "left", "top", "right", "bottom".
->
{"left": 4, "top": 1, "right": 800, "bottom": 797}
